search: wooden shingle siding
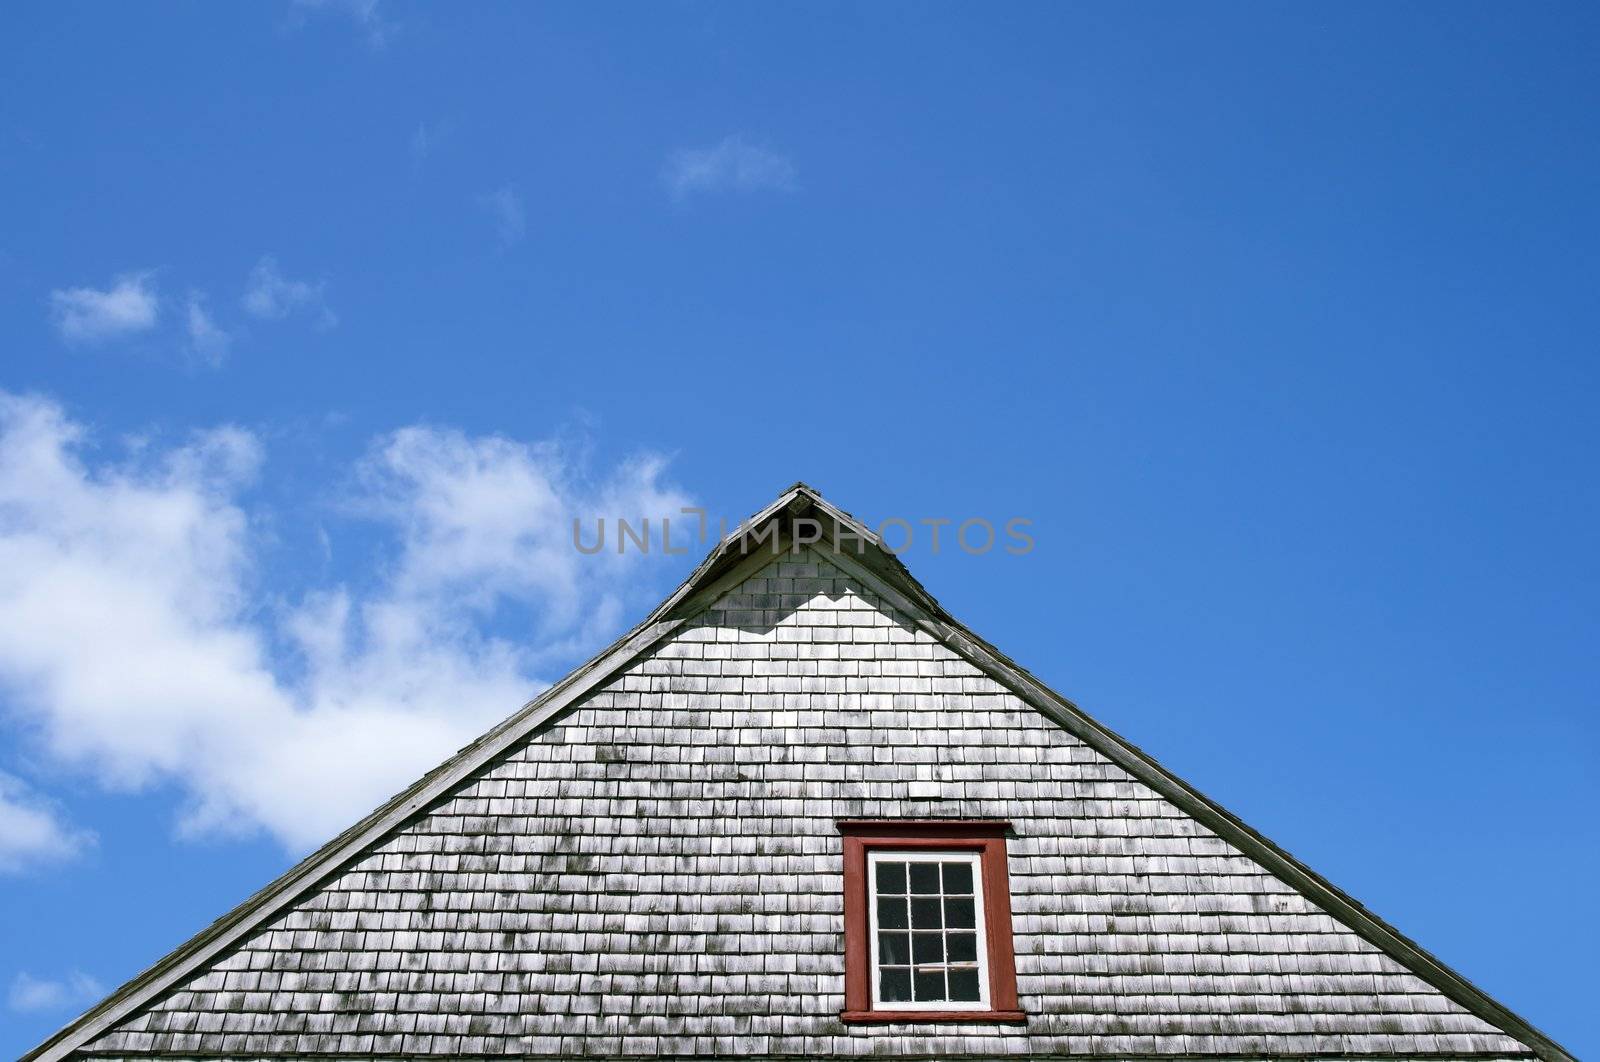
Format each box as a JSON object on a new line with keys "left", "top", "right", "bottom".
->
{"left": 78, "top": 547, "right": 1532, "bottom": 1059}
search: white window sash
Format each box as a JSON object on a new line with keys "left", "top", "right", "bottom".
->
{"left": 865, "top": 849, "right": 991, "bottom": 1011}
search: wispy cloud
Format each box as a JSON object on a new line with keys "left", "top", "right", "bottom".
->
{"left": 0, "top": 773, "right": 92, "bottom": 874}
{"left": 49, "top": 273, "right": 159, "bottom": 344}
{"left": 184, "top": 292, "right": 231, "bottom": 367}
{"left": 290, "top": 0, "right": 394, "bottom": 49}
{"left": 480, "top": 185, "right": 526, "bottom": 247}
{"left": 7, "top": 971, "right": 104, "bottom": 1013}
{"left": 664, "top": 135, "right": 797, "bottom": 200}
{"left": 242, "top": 256, "right": 336, "bottom": 329}
{"left": 409, "top": 120, "right": 449, "bottom": 169}
{"left": 0, "top": 392, "right": 690, "bottom": 852}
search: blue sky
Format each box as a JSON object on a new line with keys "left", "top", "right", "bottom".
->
{"left": 2, "top": 2, "right": 1596, "bottom": 1055}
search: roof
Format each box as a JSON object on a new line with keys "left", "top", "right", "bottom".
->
{"left": 24, "top": 483, "right": 1574, "bottom": 1062}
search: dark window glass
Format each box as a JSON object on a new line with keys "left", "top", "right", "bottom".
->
{"left": 879, "top": 932, "right": 910, "bottom": 965}
{"left": 913, "top": 969, "right": 946, "bottom": 1001}
{"left": 908, "top": 862, "right": 941, "bottom": 894}
{"left": 942, "top": 862, "right": 973, "bottom": 894}
{"left": 879, "top": 967, "right": 911, "bottom": 1002}
{"left": 877, "top": 896, "right": 908, "bottom": 930}
{"left": 947, "top": 931, "right": 977, "bottom": 963}
{"left": 911, "top": 932, "right": 944, "bottom": 964}
{"left": 947, "top": 967, "right": 981, "bottom": 1002}
{"left": 910, "top": 898, "right": 942, "bottom": 929}
{"left": 875, "top": 861, "right": 906, "bottom": 895}
{"left": 944, "top": 897, "right": 976, "bottom": 930}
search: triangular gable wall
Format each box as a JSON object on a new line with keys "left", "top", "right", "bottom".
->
{"left": 30, "top": 487, "right": 1568, "bottom": 1061}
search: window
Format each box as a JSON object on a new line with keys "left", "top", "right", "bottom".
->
{"left": 870, "top": 851, "right": 987, "bottom": 1007}
{"left": 837, "top": 820, "right": 1024, "bottom": 1023}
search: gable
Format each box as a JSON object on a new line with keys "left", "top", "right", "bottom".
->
{"left": 66, "top": 543, "right": 1542, "bottom": 1060}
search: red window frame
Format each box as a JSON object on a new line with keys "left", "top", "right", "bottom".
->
{"left": 837, "top": 819, "right": 1025, "bottom": 1024}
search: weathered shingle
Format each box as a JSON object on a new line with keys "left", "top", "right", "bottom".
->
{"left": 72, "top": 543, "right": 1539, "bottom": 1059}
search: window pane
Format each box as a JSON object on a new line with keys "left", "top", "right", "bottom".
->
{"left": 941, "top": 861, "right": 973, "bottom": 894}
{"left": 911, "top": 932, "right": 944, "bottom": 964}
{"left": 879, "top": 967, "right": 911, "bottom": 1003}
{"left": 944, "top": 897, "right": 976, "bottom": 930}
{"left": 948, "top": 967, "right": 981, "bottom": 1002}
{"left": 908, "top": 862, "right": 941, "bottom": 894}
{"left": 913, "top": 969, "right": 947, "bottom": 1002}
{"left": 947, "top": 931, "right": 977, "bottom": 963}
{"left": 910, "top": 898, "right": 942, "bottom": 929}
{"left": 878, "top": 932, "right": 910, "bottom": 965}
{"left": 877, "top": 896, "right": 909, "bottom": 930}
{"left": 875, "top": 861, "right": 906, "bottom": 895}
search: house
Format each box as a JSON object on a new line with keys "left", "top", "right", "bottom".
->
{"left": 27, "top": 484, "right": 1570, "bottom": 1061}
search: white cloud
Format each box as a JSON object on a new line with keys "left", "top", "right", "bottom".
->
{"left": 0, "top": 392, "right": 690, "bottom": 852}
{"left": 242, "top": 256, "right": 335, "bottom": 328}
{"left": 49, "top": 273, "right": 159, "bottom": 344}
{"left": 7, "top": 971, "right": 104, "bottom": 1013}
{"left": 0, "top": 772, "right": 92, "bottom": 873}
{"left": 480, "top": 185, "right": 526, "bottom": 247}
{"left": 184, "top": 292, "right": 231, "bottom": 367}
{"left": 410, "top": 122, "right": 435, "bottom": 165}
{"left": 291, "top": 0, "right": 393, "bottom": 48}
{"left": 664, "top": 136, "right": 798, "bottom": 200}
